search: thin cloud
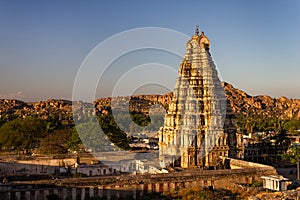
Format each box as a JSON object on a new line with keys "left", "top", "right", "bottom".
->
{"left": 0, "top": 91, "right": 25, "bottom": 100}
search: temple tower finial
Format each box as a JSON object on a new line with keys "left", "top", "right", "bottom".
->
{"left": 195, "top": 25, "right": 199, "bottom": 36}
{"left": 159, "top": 27, "right": 229, "bottom": 169}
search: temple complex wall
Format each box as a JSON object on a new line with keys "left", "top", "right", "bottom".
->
{"left": 0, "top": 166, "right": 276, "bottom": 200}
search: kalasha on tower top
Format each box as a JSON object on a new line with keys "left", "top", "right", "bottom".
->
{"left": 158, "top": 26, "right": 235, "bottom": 169}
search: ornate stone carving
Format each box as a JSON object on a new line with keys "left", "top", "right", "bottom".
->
{"left": 158, "top": 27, "right": 234, "bottom": 169}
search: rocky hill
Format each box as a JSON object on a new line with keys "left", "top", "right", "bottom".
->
{"left": 0, "top": 99, "right": 73, "bottom": 123}
{"left": 0, "top": 83, "right": 300, "bottom": 125}
{"left": 223, "top": 82, "right": 300, "bottom": 119}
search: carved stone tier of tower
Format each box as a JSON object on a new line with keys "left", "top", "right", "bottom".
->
{"left": 158, "top": 27, "right": 232, "bottom": 168}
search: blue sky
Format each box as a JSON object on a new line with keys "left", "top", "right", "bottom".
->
{"left": 0, "top": 1, "right": 299, "bottom": 101}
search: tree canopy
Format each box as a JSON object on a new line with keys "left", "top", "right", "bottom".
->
{"left": 282, "top": 145, "right": 300, "bottom": 165}
{"left": 98, "top": 114, "right": 130, "bottom": 150}
{"left": 237, "top": 115, "right": 300, "bottom": 134}
{"left": 40, "top": 128, "right": 73, "bottom": 154}
{"left": 74, "top": 121, "right": 113, "bottom": 152}
{"left": 0, "top": 117, "right": 47, "bottom": 154}
{"left": 282, "top": 145, "right": 300, "bottom": 180}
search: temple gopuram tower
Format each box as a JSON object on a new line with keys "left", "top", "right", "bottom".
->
{"left": 158, "top": 27, "right": 233, "bottom": 169}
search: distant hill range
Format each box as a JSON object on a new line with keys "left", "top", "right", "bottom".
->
{"left": 222, "top": 82, "right": 300, "bottom": 119}
{"left": 1, "top": 82, "right": 300, "bottom": 124}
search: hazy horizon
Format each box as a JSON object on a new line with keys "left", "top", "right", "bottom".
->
{"left": 0, "top": 80, "right": 298, "bottom": 103}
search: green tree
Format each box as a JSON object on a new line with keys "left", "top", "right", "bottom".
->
{"left": 283, "top": 120, "right": 300, "bottom": 134}
{"left": 130, "top": 111, "right": 151, "bottom": 127}
{"left": 74, "top": 121, "right": 122, "bottom": 152}
{"left": 73, "top": 122, "right": 102, "bottom": 152}
{"left": 40, "top": 128, "right": 73, "bottom": 154}
{"left": 282, "top": 145, "right": 300, "bottom": 180}
{"left": 45, "top": 117, "right": 63, "bottom": 133}
{"left": 0, "top": 117, "right": 47, "bottom": 154}
{"left": 0, "top": 117, "right": 6, "bottom": 127}
{"left": 65, "top": 127, "right": 83, "bottom": 152}
{"left": 98, "top": 114, "right": 130, "bottom": 150}
{"left": 245, "top": 116, "right": 255, "bottom": 133}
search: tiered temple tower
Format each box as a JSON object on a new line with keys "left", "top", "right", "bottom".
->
{"left": 158, "top": 27, "right": 234, "bottom": 168}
